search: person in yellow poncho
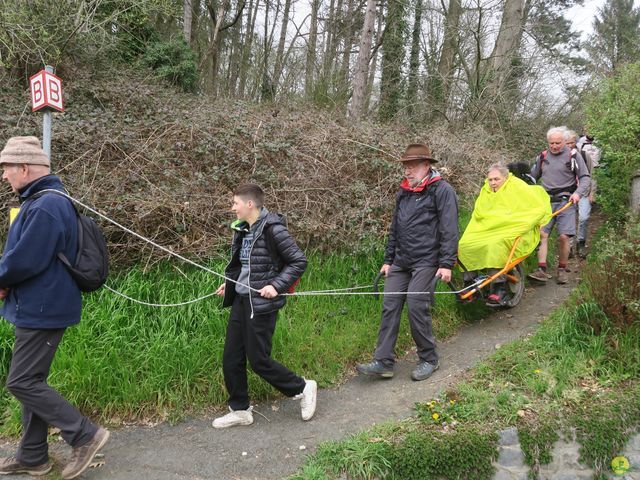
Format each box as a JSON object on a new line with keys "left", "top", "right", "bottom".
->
{"left": 458, "top": 163, "right": 552, "bottom": 305}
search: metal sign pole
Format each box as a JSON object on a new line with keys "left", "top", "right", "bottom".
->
{"left": 42, "top": 65, "right": 54, "bottom": 164}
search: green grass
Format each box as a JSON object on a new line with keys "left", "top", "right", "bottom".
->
{"left": 290, "top": 224, "right": 640, "bottom": 480}
{"left": 290, "top": 290, "right": 640, "bottom": 479}
{"left": 0, "top": 244, "right": 472, "bottom": 436}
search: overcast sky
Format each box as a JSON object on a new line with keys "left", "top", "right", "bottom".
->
{"left": 566, "top": 0, "right": 640, "bottom": 40}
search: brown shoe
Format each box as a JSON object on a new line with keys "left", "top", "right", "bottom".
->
{"left": 557, "top": 268, "right": 569, "bottom": 284}
{"left": 527, "top": 268, "right": 549, "bottom": 283}
{"left": 0, "top": 456, "right": 51, "bottom": 476}
{"left": 61, "top": 427, "right": 110, "bottom": 480}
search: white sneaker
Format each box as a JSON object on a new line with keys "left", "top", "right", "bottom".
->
{"left": 212, "top": 406, "right": 254, "bottom": 429}
{"left": 300, "top": 379, "right": 317, "bottom": 421}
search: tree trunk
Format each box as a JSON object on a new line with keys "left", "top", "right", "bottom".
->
{"left": 406, "top": 0, "right": 423, "bottom": 116}
{"left": 206, "top": 1, "right": 229, "bottom": 95}
{"left": 338, "top": 0, "right": 356, "bottom": 94}
{"left": 205, "top": 0, "right": 245, "bottom": 96}
{"left": 227, "top": 5, "right": 244, "bottom": 96}
{"left": 485, "top": 0, "right": 525, "bottom": 97}
{"left": 305, "top": 0, "right": 320, "bottom": 96}
{"left": 349, "top": 0, "right": 377, "bottom": 119}
{"left": 183, "top": 0, "right": 192, "bottom": 44}
{"left": 433, "top": 0, "right": 462, "bottom": 117}
{"left": 365, "top": 2, "right": 384, "bottom": 112}
{"left": 379, "top": 0, "right": 406, "bottom": 121}
{"left": 192, "top": 0, "right": 202, "bottom": 50}
{"left": 273, "top": 0, "right": 293, "bottom": 91}
{"left": 238, "top": 0, "right": 259, "bottom": 98}
{"left": 321, "top": 0, "right": 338, "bottom": 85}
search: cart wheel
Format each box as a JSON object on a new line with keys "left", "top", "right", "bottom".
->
{"left": 503, "top": 264, "right": 525, "bottom": 308}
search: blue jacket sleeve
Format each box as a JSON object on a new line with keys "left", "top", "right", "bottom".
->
{"left": 0, "top": 208, "right": 65, "bottom": 287}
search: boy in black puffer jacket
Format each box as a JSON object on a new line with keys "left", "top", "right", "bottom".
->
{"left": 213, "top": 183, "right": 317, "bottom": 428}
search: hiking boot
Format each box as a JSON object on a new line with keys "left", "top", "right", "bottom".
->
{"left": 299, "top": 379, "right": 317, "bottom": 421}
{"left": 355, "top": 360, "right": 394, "bottom": 378}
{"left": 0, "top": 456, "right": 51, "bottom": 476}
{"left": 61, "top": 427, "right": 110, "bottom": 480}
{"left": 212, "top": 406, "right": 254, "bottom": 429}
{"left": 556, "top": 268, "right": 569, "bottom": 285}
{"left": 577, "top": 241, "right": 587, "bottom": 259}
{"left": 411, "top": 361, "right": 440, "bottom": 381}
{"left": 528, "top": 268, "right": 549, "bottom": 283}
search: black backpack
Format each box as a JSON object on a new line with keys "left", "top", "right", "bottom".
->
{"left": 507, "top": 162, "right": 537, "bottom": 185}
{"left": 29, "top": 190, "right": 109, "bottom": 292}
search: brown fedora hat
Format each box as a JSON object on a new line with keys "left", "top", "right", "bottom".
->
{"left": 399, "top": 143, "right": 437, "bottom": 163}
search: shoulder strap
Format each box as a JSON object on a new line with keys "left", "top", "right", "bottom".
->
{"left": 570, "top": 148, "right": 577, "bottom": 174}
{"left": 25, "top": 190, "right": 80, "bottom": 266}
{"left": 536, "top": 150, "right": 547, "bottom": 174}
{"left": 27, "top": 189, "right": 78, "bottom": 215}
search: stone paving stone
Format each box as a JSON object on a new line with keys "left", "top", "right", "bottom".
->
{"left": 498, "top": 446, "right": 527, "bottom": 468}
{"left": 493, "top": 467, "right": 529, "bottom": 480}
{"left": 499, "top": 427, "right": 520, "bottom": 446}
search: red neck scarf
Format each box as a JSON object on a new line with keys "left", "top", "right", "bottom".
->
{"left": 400, "top": 171, "right": 442, "bottom": 192}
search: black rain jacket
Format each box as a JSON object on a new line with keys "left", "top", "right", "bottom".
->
{"left": 383, "top": 173, "right": 459, "bottom": 270}
{"left": 223, "top": 211, "right": 307, "bottom": 316}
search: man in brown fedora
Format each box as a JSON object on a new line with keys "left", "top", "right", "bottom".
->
{"left": 0, "top": 136, "right": 109, "bottom": 479}
{"left": 356, "top": 144, "right": 458, "bottom": 381}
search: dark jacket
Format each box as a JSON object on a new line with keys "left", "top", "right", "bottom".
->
{"left": 384, "top": 172, "right": 459, "bottom": 270}
{"left": 223, "top": 211, "right": 307, "bottom": 316}
{"left": 0, "top": 175, "right": 81, "bottom": 329}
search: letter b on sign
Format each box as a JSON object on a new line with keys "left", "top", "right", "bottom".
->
{"left": 48, "top": 78, "right": 60, "bottom": 104}
{"left": 30, "top": 70, "right": 64, "bottom": 112}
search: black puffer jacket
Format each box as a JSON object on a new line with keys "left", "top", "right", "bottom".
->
{"left": 223, "top": 212, "right": 307, "bottom": 315}
{"left": 384, "top": 176, "right": 459, "bottom": 270}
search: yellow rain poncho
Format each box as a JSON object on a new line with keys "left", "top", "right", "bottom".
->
{"left": 458, "top": 173, "right": 552, "bottom": 271}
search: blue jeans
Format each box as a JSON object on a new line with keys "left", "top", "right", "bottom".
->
{"left": 577, "top": 196, "right": 592, "bottom": 243}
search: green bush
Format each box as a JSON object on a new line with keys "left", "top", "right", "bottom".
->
{"left": 143, "top": 38, "right": 198, "bottom": 92}
{"left": 586, "top": 62, "right": 640, "bottom": 224}
{"left": 583, "top": 222, "right": 640, "bottom": 329}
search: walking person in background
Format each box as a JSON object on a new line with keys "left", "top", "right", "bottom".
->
{"left": 528, "top": 127, "right": 591, "bottom": 285}
{"left": 213, "top": 183, "right": 317, "bottom": 428}
{"left": 0, "top": 136, "right": 109, "bottom": 479}
{"left": 571, "top": 131, "right": 600, "bottom": 257}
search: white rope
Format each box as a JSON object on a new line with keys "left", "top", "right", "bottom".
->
{"left": 103, "top": 285, "right": 218, "bottom": 307}
{"left": 38, "top": 189, "right": 471, "bottom": 305}
{"left": 284, "top": 289, "right": 464, "bottom": 296}
{"left": 38, "top": 189, "right": 261, "bottom": 295}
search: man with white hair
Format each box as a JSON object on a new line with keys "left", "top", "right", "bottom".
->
{"left": 528, "top": 127, "right": 591, "bottom": 284}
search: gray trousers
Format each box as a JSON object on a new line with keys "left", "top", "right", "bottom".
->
{"left": 577, "top": 196, "right": 591, "bottom": 243}
{"left": 6, "top": 327, "right": 97, "bottom": 466}
{"left": 374, "top": 264, "right": 439, "bottom": 367}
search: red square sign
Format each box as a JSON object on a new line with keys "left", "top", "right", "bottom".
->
{"left": 30, "top": 70, "right": 64, "bottom": 112}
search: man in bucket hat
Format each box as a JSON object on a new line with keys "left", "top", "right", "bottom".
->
{"left": 0, "top": 136, "right": 109, "bottom": 479}
{"left": 356, "top": 144, "right": 459, "bottom": 381}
